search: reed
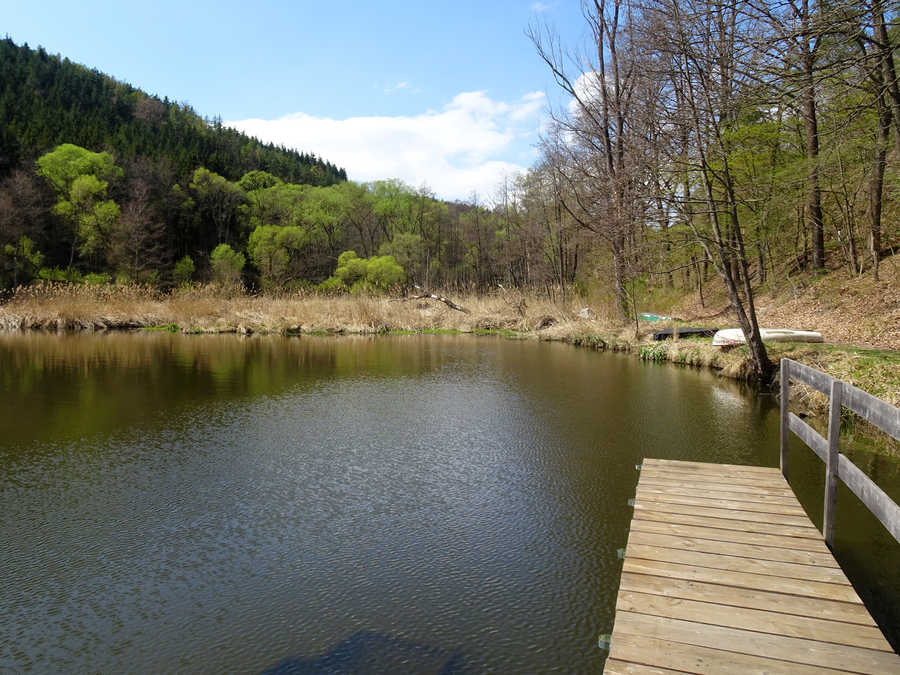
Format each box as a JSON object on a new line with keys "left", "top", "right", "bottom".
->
{"left": 0, "top": 282, "right": 612, "bottom": 336}
{"left": 1, "top": 282, "right": 895, "bottom": 413}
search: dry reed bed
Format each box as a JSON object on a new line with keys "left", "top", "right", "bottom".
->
{"left": 0, "top": 282, "right": 606, "bottom": 335}
{"left": 1, "top": 282, "right": 896, "bottom": 413}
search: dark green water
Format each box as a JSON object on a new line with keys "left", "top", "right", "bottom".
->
{"left": 0, "top": 332, "right": 897, "bottom": 672}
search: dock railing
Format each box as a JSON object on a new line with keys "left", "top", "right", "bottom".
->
{"left": 780, "top": 357, "right": 900, "bottom": 547}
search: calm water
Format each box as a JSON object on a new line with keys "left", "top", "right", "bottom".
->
{"left": 1, "top": 333, "right": 897, "bottom": 672}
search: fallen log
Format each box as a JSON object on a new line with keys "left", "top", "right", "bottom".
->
{"left": 412, "top": 286, "right": 470, "bottom": 313}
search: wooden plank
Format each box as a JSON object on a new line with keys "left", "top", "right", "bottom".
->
{"left": 611, "top": 458, "right": 900, "bottom": 672}
{"left": 628, "top": 530, "right": 839, "bottom": 569}
{"left": 781, "top": 358, "right": 791, "bottom": 478}
{"left": 639, "top": 468, "right": 787, "bottom": 489}
{"left": 843, "top": 381, "right": 900, "bottom": 441}
{"left": 635, "top": 491, "right": 808, "bottom": 517}
{"left": 608, "top": 632, "right": 852, "bottom": 675}
{"left": 640, "top": 462, "right": 784, "bottom": 478}
{"left": 602, "top": 658, "right": 686, "bottom": 675}
{"left": 616, "top": 590, "right": 892, "bottom": 652}
{"left": 622, "top": 558, "right": 864, "bottom": 603}
{"left": 785, "top": 357, "right": 900, "bottom": 441}
{"left": 788, "top": 413, "right": 828, "bottom": 462}
{"left": 631, "top": 516, "right": 831, "bottom": 553}
{"left": 838, "top": 453, "right": 900, "bottom": 543}
{"left": 633, "top": 500, "right": 813, "bottom": 528}
{"left": 612, "top": 611, "right": 900, "bottom": 673}
{"left": 784, "top": 358, "right": 833, "bottom": 395}
{"left": 625, "top": 541, "right": 845, "bottom": 582}
{"left": 823, "top": 380, "right": 843, "bottom": 546}
{"left": 619, "top": 573, "right": 877, "bottom": 626}
{"left": 636, "top": 483, "right": 800, "bottom": 506}
{"left": 643, "top": 458, "right": 779, "bottom": 475}
{"left": 634, "top": 507, "right": 823, "bottom": 540}
{"left": 638, "top": 477, "right": 795, "bottom": 497}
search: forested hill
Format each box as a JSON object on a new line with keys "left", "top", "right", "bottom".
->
{"left": 0, "top": 38, "right": 346, "bottom": 185}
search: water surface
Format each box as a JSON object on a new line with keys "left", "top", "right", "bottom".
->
{"left": 1, "top": 333, "right": 897, "bottom": 671}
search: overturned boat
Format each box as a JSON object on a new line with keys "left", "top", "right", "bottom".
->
{"left": 712, "top": 328, "right": 824, "bottom": 346}
{"left": 653, "top": 327, "right": 718, "bottom": 341}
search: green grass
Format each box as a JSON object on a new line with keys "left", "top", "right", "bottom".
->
{"left": 386, "top": 328, "right": 465, "bottom": 336}
{"left": 142, "top": 323, "right": 179, "bottom": 333}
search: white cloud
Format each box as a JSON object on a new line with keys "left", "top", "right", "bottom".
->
{"left": 226, "top": 90, "right": 546, "bottom": 201}
{"left": 384, "top": 80, "right": 411, "bottom": 94}
{"left": 569, "top": 71, "right": 602, "bottom": 116}
{"left": 531, "top": 1, "right": 556, "bottom": 12}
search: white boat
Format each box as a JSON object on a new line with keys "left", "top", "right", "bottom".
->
{"left": 712, "top": 328, "right": 824, "bottom": 346}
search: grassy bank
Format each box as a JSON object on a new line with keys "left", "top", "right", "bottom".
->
{"left": 1, "top": 281, "right": 897, "bottom": 415}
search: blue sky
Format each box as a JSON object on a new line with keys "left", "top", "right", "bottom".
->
{"left": 5, "top": 0, "right": 590, "bottom": 200}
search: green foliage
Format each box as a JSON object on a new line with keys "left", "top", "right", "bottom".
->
{"left": 209, "top": 244, "right": 245, "bottom": 286}
{"left": 38, "top": 267, "right": 83, "bottom": 282}
{"left": 37, "top": 144, "right": 122, "bottom": 264}
{"left": 378, "top": 232, "right": 420, "bottom": 282}
{"left": 317, "top": 275, "right": 348, "bottom": 294}
{"left": 328, "top": 250, "right": 404, "bottom": 294}
{"left": 1, "top": 39, "right": 346, "bottom": 185}
{"left": 82, "top": 272, "right": 112, "bottom": 285}
{"left": 364, "top": 255, "right": 404, "bottom": 291}
{"left": 1, "top": 236, "right": 44, "bottom": 286}
{"left": 36, "top": 143, "right": 123, "bottom": 193}
{"left": 172, "top": 255, "right": 195, "bottom": 285}
{"left": 638, "top": 343, "right": 668, "bottom": 363}
{"left": 334, "top": 251, "right": 369, "bottom": 285}
{"left": 247, "top": 224, "right": 308, "bottom": 288}
{"left": 238, "top": 170, "right": 283, "bottom": 192}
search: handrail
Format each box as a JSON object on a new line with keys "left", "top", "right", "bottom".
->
{"left": 780, "top": 358, "right": 900, "bottom": 546}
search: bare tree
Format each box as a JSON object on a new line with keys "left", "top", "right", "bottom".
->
{"left": 529, "top": 0, "right": 652, "bottom": 317}
{"left": 645, "top": 0, "right": 773, "bottom": 380}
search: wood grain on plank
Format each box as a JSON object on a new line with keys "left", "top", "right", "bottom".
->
{"left": 638, "top": 476, "right": 794, "bottom": 497}
{"left": 643, "top": 459, "right": 779, "bottom": 475}
{"left": 622, "top": 558, "right": 864, "bottom": 603}
{"left": 612, "top": 611, "right": 900, "bottom": 673}
{"left": 602, "top": 658, "right": 687, "bottom": 675}
{"left": 624, "top": 542, "right": 846, "bottom": 583}
{"left": 636, "top": 491, "right": 808, "bottom": 516}
{"left": 618, "top": 572, "right": 877, "bottom": 626}
{"left": 616, "top": 590, "right": 892, "bottom": 651}
{"left": 633, "top": 507, "right": 822, "bottom": 539}
{"left": 638, "top": 469, "right": 787, "bottom": 488}
{"left": 630, "top": 518, "right": 832, "bottom": 554}
{"left": 607, "top": 632, "right": 854, "bottom": 675}
{"left": 636, "top": 483, "right": 800, "bottom": 506}
{"left": 633, "top": 500, "right": 813, "bottom": 527}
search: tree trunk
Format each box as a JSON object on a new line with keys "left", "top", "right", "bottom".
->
{"left": 803, "top": 62, "right": 825, "bottom": 269}
{"left": 873, "top": 1, "right": 900, "bottom": 155}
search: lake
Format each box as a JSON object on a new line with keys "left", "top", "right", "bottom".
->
{"left": 1, "top": 332, "right": 897, "bottom": 672}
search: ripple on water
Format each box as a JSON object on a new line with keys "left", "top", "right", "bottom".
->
{"left": 5, "top": 335, "right": 894, "bottom": 671}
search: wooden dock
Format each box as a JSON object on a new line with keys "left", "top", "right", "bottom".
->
{"left": 604, "top": 458, "right": 900, "bottom": 674}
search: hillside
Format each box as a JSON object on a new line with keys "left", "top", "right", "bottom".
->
{"left": 668, "top": 261, "right": 900, "bottom": 351}
{"left": 0, "top": 38, "right": 345, "bottom": 185}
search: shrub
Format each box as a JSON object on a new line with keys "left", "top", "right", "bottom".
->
{"left": 331, "top": 250, "right": 405, "bottom": 294}
{"left": 365, "top": 255, "right": 404, "bottom": 291}
{"left": 318, "top": 276, "right": 347, "bottom": 294}
{"left": 210, "top": 244, "right": 245, "bottom": 286}
{"left": 172, "top": 255, "right": 195, "bottom": 286}
{"left": 38, "top": 267, "right": 83, "bottom": 283}
{"left": 83, "top": 272, "right": 112, "bottom": 285}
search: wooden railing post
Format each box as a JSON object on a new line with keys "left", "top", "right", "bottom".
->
{"left": 823, "top": 380, "right": 843, "bottom": 547}
{"left": 780, "top": 359, "right": 790, "bottom": 479}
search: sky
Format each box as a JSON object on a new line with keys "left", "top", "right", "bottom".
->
{"left": 4, "top": 0, "right": 590, "bottom": 201}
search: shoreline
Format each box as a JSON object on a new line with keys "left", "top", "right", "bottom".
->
{"left": 1, "top": 285, "right": 897, "bottom": 419}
